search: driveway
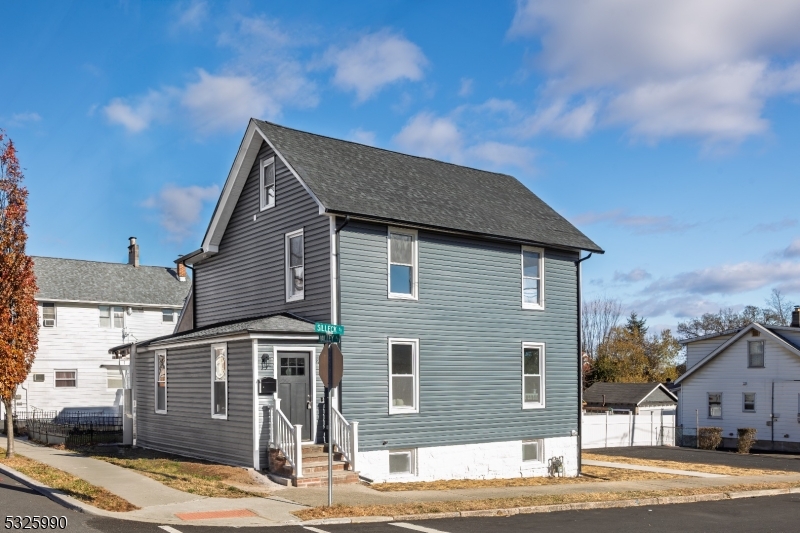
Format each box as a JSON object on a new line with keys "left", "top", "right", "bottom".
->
{"left": 587, "top": 446, "right": 800, "bottom": 473}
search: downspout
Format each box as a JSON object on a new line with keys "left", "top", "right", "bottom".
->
{"left": 186, "top": 264, "right": 196, "bottom": 330}
{"left": 575, "top": 252, "right": 593, "bottom": 476}
{"left": 327, "top": 216, "right": 350, "bottom": 429}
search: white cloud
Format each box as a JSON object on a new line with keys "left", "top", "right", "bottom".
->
{"left": 646, "top": 260, "right": 800, "bottom": 295}
{"left": 748, "top": 218, "right": 798, "bottom": 234}
{"left": 393, "top": 112, "right": 463, "bottom": 161}
{"left": 572, "top": 209, "right": 695, "bottom": 234}
{"left": 519, "top": 99, "right": 597, "bottom": 139}
{"left": 143, "top": 184, "right": 220, "bottom": 241}
{"left": 469, "top": 141, "right": 536, "bottom": 171}
{"left": 174, "top": 1, "right": 208, "bottom": 31}
{"left": 348, "top": 128, "right": 377, "bottom": 146}
{"left": 104, "top": 15, "right": 317, "bottom": 134}
{"left": 783, "top": 238, "right": 800, "bottom": 258}
{"left": 613, "top": 268, "right": 652, "bottom": 283}
{"left": 326, "top": 30, "right": 428, "bottom": 102}
{"left": 458, "top": 77, "right": 473, "bottom": 97}
{"left": 508, "top": 0, "right": 800, "bottom": 142}
{"left": 628, "top": 295, "right": 725, "bottom": 319}
{"left": 103, "top": 89, "right": 175, "bottom": 132}
{"left": 10, "top": 112, "right": 41, "bottom": 124}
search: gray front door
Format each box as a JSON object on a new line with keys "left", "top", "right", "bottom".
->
{"left": 278, "top": 352, "right": 312, "bottom": 440}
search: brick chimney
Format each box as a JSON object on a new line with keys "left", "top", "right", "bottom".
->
{"left": 792, "top": 306, "right": 800, "bottom": 328}
{"left": 128, "top": 237, "right": 139, "bottom": 267}
{"left": 177, "top": 261, "right": 187, "bottom": 281}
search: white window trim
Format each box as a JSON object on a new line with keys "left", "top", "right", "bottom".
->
{"left": 522, "top": 439, "right": 544, "bottom": 463}
{"left": 747, "top": 340, "right": 765, "bottom": 368}
{"left": 708, "top": 392, "right": 723, "bottom": 419}
{"left": 522, "top": 342, "right": 546, "bottom": 409}
{"left": 42, "top": 302, "right": 56, "bottom": 327}
{"left": 743, "top": 392, "right": 756, "bottom": 413}
{"left": 54, "top": 370, "right": 77, "bottom": 388}
{"left": 388, "top": 338, "right": 420, "bottom": 415}
{"left": 161, "top": 308, "right": 174, "bottom": 323}
{"left": 99, "top": 305, "right": 125, "bottom": 329}
{"left": 521, "top": 246, "right": 545, "bottom": 310}
{"left": 387, "top": 227, "right": 419, "bottom": 300}
{"left": 259, "top": 156, "right": 276, "bottom": 211}
{"left": 388, "top": 448, "right": 417, "bottom": 476}
{"left": 211, "top": 342, "right": 228, "bottom": 420}
{"left": 155, "top": 349, "right": 167, "bottom": 414}
{"left": 285, "top": 228, "right": 305, "bottom": 302}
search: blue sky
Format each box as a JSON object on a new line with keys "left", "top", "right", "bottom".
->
{"left": 4, "top": 0, "right": 800, "bottom": 331}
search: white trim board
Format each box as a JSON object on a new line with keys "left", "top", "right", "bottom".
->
{"left": 675, "top": 322, "right": 800, "bottom": 384}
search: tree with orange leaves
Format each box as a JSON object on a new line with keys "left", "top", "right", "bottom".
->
{"left": 0, "top": 131, "right": 38, "bottom": 458}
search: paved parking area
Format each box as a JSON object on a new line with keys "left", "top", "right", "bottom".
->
{"left": 589, "top": 446, "right": 800, "bottom": 472}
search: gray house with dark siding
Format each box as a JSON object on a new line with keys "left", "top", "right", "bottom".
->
{"left": 116, "top": 119, "right": 602, "bottom": 485}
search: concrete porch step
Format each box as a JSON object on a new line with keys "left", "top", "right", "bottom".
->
{"left": 293, "top": 471, "right": 361, "bottom": 487}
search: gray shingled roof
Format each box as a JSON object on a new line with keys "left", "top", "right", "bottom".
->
{"left": 583, "top": 382, "right": 677, "bottom": 407}
{"left": 34, "top": 256, "right": 191, "bottom": 307}
{"left": 136, "top": 313, "right": 316, "bottom": 348}
{"left": 254, "top": 120, "right": 603, "bottom": 253}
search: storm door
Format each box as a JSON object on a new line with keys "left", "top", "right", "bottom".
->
{"left": 277, "top": 351, "right": 312, "bottom": 440}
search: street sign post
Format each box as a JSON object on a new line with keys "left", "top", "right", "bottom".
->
{"left": 315, "top": 327, "right": 344, "bottom": 507}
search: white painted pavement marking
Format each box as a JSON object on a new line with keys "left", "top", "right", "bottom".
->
{"left": 158, "top": 526, "right": 184, "bottom": 533}
{"left": 391, "top": 522, "right": 453, "bottom": 533}
{"left": 303, "top": 527, "right": 332, "bottom": 533}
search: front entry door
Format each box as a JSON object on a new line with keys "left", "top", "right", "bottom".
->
{"left": 277, "top": 352, "right": 312, "bottom": 441}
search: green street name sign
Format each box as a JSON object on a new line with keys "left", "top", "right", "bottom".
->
{"left": 314, "top": 322, "right": 345, "bottom": 336}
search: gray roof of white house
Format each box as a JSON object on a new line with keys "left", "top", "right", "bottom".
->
{"left": 33, "top": 256, "right": 191, "bottom": 307}
{"left": 252, "top": 120, "right": 603, "bottom": 253}
{"left": 583, "top": 382, "right": 678, "bottom": 407}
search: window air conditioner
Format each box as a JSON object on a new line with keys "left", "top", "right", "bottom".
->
{"left": 43, "top": 319, "right": 55, "bottom": 327}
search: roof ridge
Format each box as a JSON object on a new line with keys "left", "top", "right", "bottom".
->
{"left": 32, "top": 256, "right": 176, "bottom": 270}
{"left": 255, "top": 119, "right": 518, "bottom": 180}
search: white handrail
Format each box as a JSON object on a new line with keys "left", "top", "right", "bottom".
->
{"left": 331, "top": 406, "right": 358, "bottom": 471}
{"left": 272, "top": 404, "right": 303, "bottom": 478}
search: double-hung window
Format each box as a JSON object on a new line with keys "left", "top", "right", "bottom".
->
{"left": 162, "top": 309, "right": 174, "bottom": 323}
{"left": 748, "top": 341, "right": 764, "bottom": 368}
{"left": 389, "top": 339, "right": 419, "bottom": 414}
{"left": 42, "top": 303, "right": 56, "bottom": 327}
{"left": 522, "top": 343, "right": 545, "bottom": 408}
{"left": 708, "top": 393, "right": 722, "bottom": 418}
{"left": 388, "top": 228, "right": 417, "bottom": 299}
{"left": 211, "top": 343, "right": 228, "bottom": 419}
{"left": 260, "top": 157, "right": 276, "bottom": 210}
{"left": 743, "top": 393, "right": 756, "bottom": 412}
{"left": 55, "top": 370, "right": 77, "bottom": 388}
{"left": 155, "top": 350, "right": 167, "bottom": 414}
{"left": 285, "top": 229, "right": 304, "bottom": 302}
{"left": 99, "top": 306, "right": 124, "bottom": 328}
{"left": 522, "top": 246, "right": 544, "bottom": 309}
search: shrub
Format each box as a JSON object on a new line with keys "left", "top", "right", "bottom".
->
{"left": 737, "top": 428, "right": 757, "bottom": 454}
{"left": 698, "top": 427, "right": 723, "bottom": 450}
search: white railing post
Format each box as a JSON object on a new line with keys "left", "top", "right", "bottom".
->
{"left": 293, "top": 425, "right": 303, "bottom": 478}
{"left": 350, "top": 421, "right": 359, "bottom": 472}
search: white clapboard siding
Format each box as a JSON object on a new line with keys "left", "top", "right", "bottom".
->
{"left": 19, "top": 302, "right": 178, "bottom": 413}
{"left": 685, "top": 334, "right": 735, "bottom": 370}
{"left": 680, "top": 332, "right": 800, "bottom": 446}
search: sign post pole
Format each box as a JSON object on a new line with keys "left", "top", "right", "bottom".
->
{"left": 316, "top": 323, "right": 344, "bottom": 507}
{"left": 328, "top": 341, "right": 333, "bottom": 507}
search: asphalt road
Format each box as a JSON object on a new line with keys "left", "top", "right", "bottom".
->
{"left": 2, "top": 474, "right": 799, "bottom": 533}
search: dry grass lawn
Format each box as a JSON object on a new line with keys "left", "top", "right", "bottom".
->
{"left": 294, "top": 481, "right": 800, "bottom": 520}
{"left": 82, "top": 446, "right": 268, "bottom": 498}
{"left": 583, "top": 452, "right": 789, "bottom": 476}
{"left": 372, "top": 466, "right": 685, "bottom": 492}
{"left": 0, "top": 447, "right": 138, "bottom": 512}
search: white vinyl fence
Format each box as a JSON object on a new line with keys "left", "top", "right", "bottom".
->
{"left": 582, "top": 409, "right": 676, "bottom": 449}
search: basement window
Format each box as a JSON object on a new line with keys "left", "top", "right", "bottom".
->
{"left": 522, "top": 439, "right": 544, "bottom": 462}
{"left": 389, "top": 449, "right": 415, "bottom": 475}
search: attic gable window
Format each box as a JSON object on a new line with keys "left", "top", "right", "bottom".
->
{"left": 260, "top": 157, "right": 276, "bottom": 211}
{"left": 748, "top": 341, "right": 764, "bottom": 368}
{"left": 521, "top": 246, "right": 544, "bottom": 310}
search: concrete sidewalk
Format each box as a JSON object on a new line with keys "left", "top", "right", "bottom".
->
{"left": 5, "top": 438, "right": 800, "bottom": 527}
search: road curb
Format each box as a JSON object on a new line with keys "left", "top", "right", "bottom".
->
{"left": 300, "top": 486, "right": 800, "bottom": 526}
{"left": 0, "top": 462, "right": 91, "bottom": 514}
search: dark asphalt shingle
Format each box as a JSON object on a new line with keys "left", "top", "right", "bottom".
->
{"left": 33, "top": 256, "right": 191, "bottom": 307}
{"left": 255, "top": 120, "right": 603, "bottom": 253}
{"left": 583, "top": 382, "right": 676, "bottom": 407}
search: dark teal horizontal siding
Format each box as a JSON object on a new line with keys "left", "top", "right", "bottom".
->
{"left": 339, "top": 221, "right": 579, "bottom": 451}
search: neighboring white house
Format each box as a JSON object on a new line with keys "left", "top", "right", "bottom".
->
{"left": 675, "top": 310, "right": 800, "bottom": 452}
{"left": 11, "top": 238, "right": 190, "bottom": 415}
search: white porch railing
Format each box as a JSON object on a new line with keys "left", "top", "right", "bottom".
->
{"left": 271, "top": 398, "right": 303, "bottom": 478}
{"left": 331, "top": 406, "right": 358, "bottom": 471}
